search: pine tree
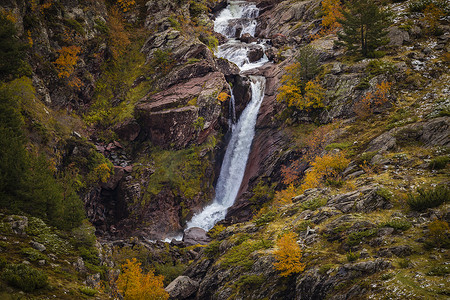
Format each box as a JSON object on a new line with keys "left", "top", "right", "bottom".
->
{"left": 336, "top": 0, "right": 391, "bottom": 57}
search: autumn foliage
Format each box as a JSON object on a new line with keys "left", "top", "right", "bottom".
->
{"left": 53, "top": 45, "right": 82, "bottom": 88}
{"left": 108, "top": 8, "right": 131, "bottom": 59}
{"left": 277, "top": 63, "right": 325, "bottom": 110}
{"left": 116, "top": 258, "right": 169, "bottom": 300}
{"left": 354, "top": 81, "right": 392, "bottom": 118}
{"left": 117, "top": 0, "right": 136, "bottom": 12}
{"left": 300, "top": 151, "right": 350, "bottom": 192}
{"left": 273, "top": 232, "right": 305, "bottom": 277}
{"left": 217, "top": 91, "right": 230, "bottom": 103}
{"left": 314, "top": 0, "right": 343, "bottom": 39}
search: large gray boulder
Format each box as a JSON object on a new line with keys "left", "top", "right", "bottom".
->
{"left": 183, "top": 227, "right": 211, "bottom": 246}
{"left": 165, "top": 276, "right": 199, "bottom": 299}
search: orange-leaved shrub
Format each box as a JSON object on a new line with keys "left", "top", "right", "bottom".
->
{"left": 116, "top": 258, "right": 169, "bottom": 300}
{"left": 217, "top": 92, "right": 229, "bottom": 103}
{"left": 354, "top": 81, "right": 392, "bottom": 118}
{"left": 313, "top": 0, "right": 343, "bottom": 39}
{"left": 273, "top": 232, "right": 305, "bottom": 277}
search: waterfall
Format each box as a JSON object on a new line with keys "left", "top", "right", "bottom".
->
{"left": 186, "top": 1, "right": 268, "bottom": 231}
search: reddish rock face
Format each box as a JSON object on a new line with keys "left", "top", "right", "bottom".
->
{"left": 136, "top": 72, "right": 227, "bottom": 149}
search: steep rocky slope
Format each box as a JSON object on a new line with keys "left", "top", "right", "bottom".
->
{"left": 0, "top": 0, "right": 448, "bottom": 299}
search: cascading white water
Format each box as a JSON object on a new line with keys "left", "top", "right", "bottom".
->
{"left": 186, "top": 1, "right": 268, "bottom": 231}
{"left": 186, "top": 77, "right": 265, "bottom": 230}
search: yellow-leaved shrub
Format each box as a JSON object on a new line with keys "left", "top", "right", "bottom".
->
{"left": 116, "top": 258, "right": 169, "bottom": 300}
{"left": 273, "top": 232, "right": 305, "bottom": 277}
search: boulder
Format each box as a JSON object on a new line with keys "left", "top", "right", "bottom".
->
{"left": 30, "top": 241, "right": 46, "bottom": 252}
{"left": 387, "top": 26, "right": 410, "bottom": 46}
{"left": 165, "top": 276, "right": 199, "bottom": 299}
{"left": 366, "top": 117, "right": 450, "bottom": 153}
{"left": 240, "top": 33, "right": 257, "bottom": 43}
{"left": 136, "top": 72, "right": 226, "bottom": 149}
{"left": 247, "top": 46, "right": 264, "bottom": 62}
{"left": 5, "top": 215, "right": 28, "bottom": 235}
{"left": 183, "top": 227, "right": 211, "bottom": 246}
{"left": 113, "top": 119, "right": 140, "bottom": 142}
{"left": 328, "top": 185, "right": 393, "bottom": 213}
{"left": 101, "top": 166, "right": 125, "bottom": 190}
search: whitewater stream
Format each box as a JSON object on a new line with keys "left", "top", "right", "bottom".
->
{"left": 186, "top": 0, "right": 268, "bottom": 231}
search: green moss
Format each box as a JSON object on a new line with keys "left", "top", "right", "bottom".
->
{"left": 79, "top": 286, "right": 97, "bottom": 296}
{"left": 318, "top": 264, "right": 334, "bottom": 275}
{"left": 325, "top": 142, "right": 352, "bottom": 151}
{"left": 376, "top": 188, "right": 392, "bottom": 201}
{"left": 139, "top": 146, "right": 211, "bottom": 205}
{"left": 301, "top": 197, "right": 327, "bottom": 211}
{"left": 64, "top": 18, "right": 85, "bottom": 35}
{"left": 220, "top": 239, "right": 272, "bottom": 271}
{"left": 154, "top": 262, "right": 187, "bottom": 285}
{"left": 205, "top": 240, "right": 221, "bottom": 259}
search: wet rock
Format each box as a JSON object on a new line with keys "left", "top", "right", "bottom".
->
{"left": 183, "top": 227, "right": 211, "bottom": 246}
{"left": 247, "top": 46, "right": 264, "bottom": 62}
{"left": 165, "top": 276, "right": 199, "bottom": 299}
{"left": 240, "top": 33, "right": 257, "bottom": 43}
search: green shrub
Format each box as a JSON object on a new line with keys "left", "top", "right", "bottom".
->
{"left": 346, "top": 250, "right": 360, "bottom": 262}
{"left": 254, "top": 211, "right": 276, "bottom": 226}
{"left": 426, "top": 265, "right": 450, "bottom": 276}
{"left": 376, "top": 188, "right": 392, "bottom": 201}
{"left": 0, "top": 256, "right": 7, "bottom": 270}
{"left": 398, "top": 258, "right": 411, "bottom": 269}
{"left": 318, "top": 264, "right": 334, "bottom": 275}
{"left": 235, "top": 274, "right": 265, "bottom": 292}
{"left": 154, "top": 263, "right": 187, "bottom": 285}
{"left": 221, "top": 239, "right": 271, "bottom": 271}
{"left": 64, "top": 18, "right": 85, "bottom": 35}
{"left": 407, "top": 185, "right": 449, "bottom": 211}
{"left": 301, "top": 197, "right": 327, "bottom": 210}
{"left": 367, "top": 60, "right": 395, "bottom": 75}
{"left": 347, "top": 228, "right": 377, "bottom": 246}
{"left": 428, "top": 156, "right": 449, "bottom": 170}
{"left": 79, "top": 246, "right": 100, "bottom": 266}
{"left": 80, "top": 286, "right": 97, "bottom": 296}
{"left": 380, "top": 219, "right": 411, "bottom": 231}
{"left": 2, "top": 263, "right": 48, "bottom": 292}
{"left": 325, "top": 142, "right": 352, "bottom": 151}
{"left": 357, "top": 151, "right": 377, "bottom": 164}
{"left": 204, "top": 240, "right": 221, "bottom": 259}
{"left": 0, "top": 14, "right": 30, "bottom": 80}
{"left": 380, "top": 272, "right": 395, "bottom": 280}
{"left": 21, "top": 247, "right": 47, "bottom": 262}
{"left": 409, "top": 0, "right": 449, "bottom": 13}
